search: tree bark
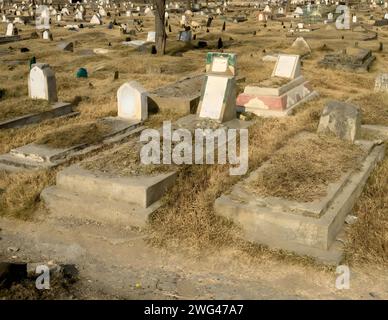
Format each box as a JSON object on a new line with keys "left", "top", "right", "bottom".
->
{"left": 155, "top": 0, "right": 166, "bottom": 55}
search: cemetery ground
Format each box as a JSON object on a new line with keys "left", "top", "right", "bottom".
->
{"left": 0, "top": 9, "right": 388, "bottom": 299}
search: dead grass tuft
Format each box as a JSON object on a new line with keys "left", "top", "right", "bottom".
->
{"left": 348, "top": 92, "right": 388, "bottom": 126}
{"left": 345, "top": 154, "right": 388, "bottom": 266}
{"left": 35, "top": 122, "right": 112, "bottom": 148}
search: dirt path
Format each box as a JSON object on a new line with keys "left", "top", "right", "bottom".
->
{"left": 0, "top": 213, "right": 387, "bottom": 300}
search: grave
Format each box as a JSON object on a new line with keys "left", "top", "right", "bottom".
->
{"left": 214, "top": 129, "right": 385, "bottom": 264}
{"left": 147, "top": 74, "right": 204, "bottom": 114}
{"left": 40, "top": 139, "right": 177, "bottom": 227}
{"left": 319, "top": 47, "right": 376, "bottom": 72}
{"left": 39, "top": 53, "right": 251, "bottom": 226}
{"left": 0, "top": 81, "right": 146, "bottom": 171}
{"left": 236, "top": 54, "right": 318, "bottom": 117}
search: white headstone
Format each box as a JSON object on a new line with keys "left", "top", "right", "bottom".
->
{"left": 90, "top": 14, "right": 102, "bottom": 24}
{"left": 272, "top": 54, "right": 301, "bottom": 80}
{"left": 146, "top": 31, "right": 156, "bottom": 42}
{"left": 198, "top": 75, "right": 236, "bottom": 122}
{"left": 5, "top": 23, "right": 14, "bottom": 36}
{"left": 28, "top": 63, "right": 58, "bottom": 102}
{"left": 117, "top": 81, "right": 147, "bottom": 121}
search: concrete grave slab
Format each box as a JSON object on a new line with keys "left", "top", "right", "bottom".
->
{"left": 0, "top": 118, "right": 143, "bottom": 172}
{"left": 214, "top": 133, "right": 385, "bottom": 264}
{"left": 0, "top": 102, "right": 76, "bottom": 130}
{"left": 148, "top": 74, "right": 204, "bottom": 114}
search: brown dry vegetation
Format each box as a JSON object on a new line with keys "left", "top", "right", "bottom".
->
{"left": 250, "top": 134, "right": 365, "bottom": 202}
{"left": 0, "top": 8, "right": 387, "bottom": 268}
{"left": 35, "top": 121, "right": 112, "bottom": 148}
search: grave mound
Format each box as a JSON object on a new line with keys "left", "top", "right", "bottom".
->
{"left": 250, "top": 134, "right": 365, "bottom": 202}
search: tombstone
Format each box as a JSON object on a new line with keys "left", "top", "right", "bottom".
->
{"left": 374, "top": 73, "right": 388, "bottom": 92}
{"left": 198, "top": 52, "right": 237, "bottom": 123}
{"left": 317, "top": 100, "right": 361, "bottom": 143}
{"left": 58, "top": 42, "right": 74, "bottom": 52}
{"left": 291, "top": 37, "right": 311, "bottom": 54}
{"left": 5, "top": 22, "right": 14, "bottom": 36}
{"left": 117, "top": 81, "right": 147, "bottom": 121}
{"left": 28, "top": 63, "right": 58, "bottom": 102}
{"left": 75, "top": 9, "right": 83, "bottom": 20}
{"left": 272, "top": 54, "right": 301, "bottom": 79}
{"left": 90, "top": 14, "right": 101, "bottom": 25}
{"left": 42, "top": 29, "right": 52, "bottom": 40}
{"left": 328, "top": 12, "right": 333, "bottom": 21}
{"left": 294, "top": 7, "right": 303, "bottom": 16}
{"left": 146, "top": 31, "right": 155, "bottom": 42}
{"left": 177, "top": 30, "right": 192, "bottom": 42}
{"left": 236, "top": 54, "right": 316, "bottom": 116}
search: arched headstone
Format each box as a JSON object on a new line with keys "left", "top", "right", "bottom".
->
{"left": 28, "top": 63, "right": 58, "bottom": 102}
{"left": 117, "top": 81, "right": 147, "bottom": 121}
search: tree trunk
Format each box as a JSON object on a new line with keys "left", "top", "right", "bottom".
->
{"left": 155, "top": 0, "right": 166, "bottom": 55}
{"left": 285, "top": 0, "right": 290, "bottom": 14}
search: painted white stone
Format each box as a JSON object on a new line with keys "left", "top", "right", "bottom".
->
{"left": 90, "top": 14, "right": 102, "bottom": 25}
{"left": 117, "top": 81, "right": 148, "bottom": 121}
{"left": 28, "top": 63, "right": 58, "bottom": 102}
{"left": 5, "top": 22, "right": 14, "bottom": 36}
{"left": 198, "top": 75, "right": 236, "bottom": 122}
{"left": 199, "top": 76, "right": 228, "bottom": 119}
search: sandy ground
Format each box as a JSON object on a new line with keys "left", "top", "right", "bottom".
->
{"left": 1, "top": 4, "right": 388, "bottom": 299}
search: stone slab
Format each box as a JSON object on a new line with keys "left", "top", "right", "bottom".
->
{"left": 0, "top": 120, "right": 143, "bottom": 172}
{"left": 41, "top": 186, "right": 161, "bottom": 227}
{"left": 148, "top": 74, "right": 204, "bottom": 114}
{"left": 214, "top": 136, "right": 385, "bottom": 264}
{"left": 243, "top": 76, "right": 307, "bottom": 97}
{"left": 55, "top": 165, "right": 177, "bottom": 208}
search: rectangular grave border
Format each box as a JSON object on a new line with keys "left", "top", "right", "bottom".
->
{"left": 214, "top": 133, "right": 385, "bottom": 265}
{"left": 0, "top": 102, "right": 76, "bottom": 130}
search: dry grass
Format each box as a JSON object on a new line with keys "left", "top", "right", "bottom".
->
{"left": 250, "top": 134, "right": 364, "bottom": 202}
{"left": 345, "top": 154, "right": 388, "bottom": 266}
{"left": 82, "top": 140, "right": 177, "bottom": 176}
{"left": 35, "top": 122, "right": 113, "bottom": 148}
{"left": 348, "top": 92, "right": 388, "bottom": 126}
{"left": 148, "top": 104, "right": 323, "bottom": 256}
{"left": 0, "top": 169, "right": 55, "bottom": 219}
{"left": 0, "top": 98, "right": 51, "bottom": 122}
